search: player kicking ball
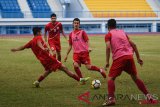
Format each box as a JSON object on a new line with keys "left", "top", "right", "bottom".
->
{"left": 102, "top": 19, "right": 158, "bottom": 106}
{"left": 11, "top": 27, "right": 89, "bottom": 87}
{"left": 64, "top": 18, "right": 106, "bottom": 83}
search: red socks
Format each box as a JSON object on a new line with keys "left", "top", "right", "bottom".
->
{"left": 90, "top": 66, "right": 100, "bottom": 71}
{"left": 74, "top": 67, "right": 83, "bottom": 78}
{"left": 108, "top": 79, "right": 115, "bottom": 98}
{"left": 38, "top": 75, "right": 45, "bottom": 82}
{"left": 71, "top": 74, "right": 80, "bottom": 81}
{"left": 135, "top": 78, "right": 148, "bottom": 95}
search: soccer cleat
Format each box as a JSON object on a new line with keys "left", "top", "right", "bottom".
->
{"left": 80, "top": 77, "right": 90, "bottom": 85}
{"left": 33, "top": 81, "right": 40, "bottom": 88}
{"left": 139, "top": 94, "right": 159, "bottom": 104}
{"left": 102, "top": 97, "right": 116, "bottom": 106}
{"left": 139, "top": 100, "right": 159, "bottom": 105}
{"left": 100, "top": 69, "right": 106, "bottom": 78}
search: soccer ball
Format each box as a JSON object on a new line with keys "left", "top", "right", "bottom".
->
{"left": 91, "top": 79, "right": 101, "bottom": 89}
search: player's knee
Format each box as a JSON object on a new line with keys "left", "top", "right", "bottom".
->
{"left": 108, "top": 76, "right": 115, "bottom": 81}
{"left": 85, "top": 65, "right": 91, "bottom": 70}
{"left": 73, "top": 62, "right": 79, "bottom": 68}
{"left": 131, "top": 74, "right": 138, "bottom": 81}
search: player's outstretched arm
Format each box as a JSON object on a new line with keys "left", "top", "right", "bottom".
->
{"left": 11, "top": 46, "right": 25, "bottom": 52}
{"left": 64, "top": 45, "right": 72, "bottom": 62}
{"left": 128, "top": 38, "right": 143, "bottom": 66}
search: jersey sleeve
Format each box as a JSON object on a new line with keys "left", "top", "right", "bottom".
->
{"left": 82, "top": 30, "right": 89, "bottom": 42}
{"left": 24, "top": 40, "right": 32, "bottom": 48}
{"left": 69, "top": 33, "right": 72, "bottom": 45}
{"left": 105, "top": 32, "right": 112, "bottom": 43}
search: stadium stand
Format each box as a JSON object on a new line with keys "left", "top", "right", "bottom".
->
{"left": 0, "top": 0, "right": 24, "bottom": 18}
{"left": 84, "top": 0, "right": 157, "bottom": 17}
{"left": 27, "top": 0, "right": 52, "bottom": 18}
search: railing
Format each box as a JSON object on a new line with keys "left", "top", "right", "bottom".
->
{"left": 0, "top": 11, "right": 160, "bottom": 18}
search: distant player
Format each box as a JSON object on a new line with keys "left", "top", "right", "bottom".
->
{"left": 102, "top": 19, "right": 158, "bottom": 106}
{"left": 11, "top": 27, "right": 89, "bottom": 87}
{"left": 44, "top": 13, "right": 67, "bottom": 61}
{"left": 64, "top": 18, "right": 106, "bottom": 83}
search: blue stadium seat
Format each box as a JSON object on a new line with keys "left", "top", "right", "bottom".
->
{"left": 27, "top": 0, "right": 52, "bottom": 18}
{"left": 0, "top": 0, "right": 24, "bottom": 18}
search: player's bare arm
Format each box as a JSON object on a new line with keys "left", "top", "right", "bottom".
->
{"left": 61, "top": 30, "right": 67, "bottom": 40}
{"left": 105, "top": 41, "right": 111, "bottom": 69}
{"left": 44, "top": 31, "right": 48, "bottom": 42}
{"left": 128, "top": 38, "right": 143, "bottom": 66}
{"left": 11, "top": 46, "right": 25, "bottom": 52}
{"left": 86, "top": 41, "right": 92, "bottom": 52}
{"left": 37, "top": 40, "right": 49, "bottom": 51}
{"left": 64, "top": 44, "right": 72, "bottom": 62}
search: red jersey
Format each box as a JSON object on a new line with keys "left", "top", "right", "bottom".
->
{"left": 24, "top": 36, "right": 51, "bottom": 62}
{"left": 45, "top": 21, "right": 63, "bottom": 44}
{"left": 69, "top": 29, "right": 89, "bottom": 53}
{"left": 105, "top": 29, "right": 133, "bottom": 60}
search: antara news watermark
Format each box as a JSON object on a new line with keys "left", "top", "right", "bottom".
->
{"left": 91, "top": 93, "right": 159, "bottom": 101}
{"left": 78, "top": 91, "right": 159, "bottom": 104}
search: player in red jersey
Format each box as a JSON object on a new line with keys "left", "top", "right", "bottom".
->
{"left": 102, "top": 19, "right": 158, "bottom": 106}
{"left": 11, "top": 27, "right": 89, "bottom": 87}
{"left": 44, "top": 13, "right": 67, "bottom": 61}
{"left": 64, "top": 18, "right": 106, "bottom": 82}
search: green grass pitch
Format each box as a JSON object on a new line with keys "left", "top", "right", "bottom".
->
{"left": 0, "top": 35, "right": 160, "bottom": 107}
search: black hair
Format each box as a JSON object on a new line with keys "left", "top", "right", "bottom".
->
{"left": 50, "top": 13, "right": 57, "bottom": 18}
{"left": 73, "top": 18, "right": 80, "bottom": 23}
{"left": 108, "top": 19, "right": 116, "bottom": 28}
{"left": 32, "top": 27, "right": 41, "bottom": 35}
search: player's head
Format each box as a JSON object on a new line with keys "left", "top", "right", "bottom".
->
{"left": 50, "top": 13, "right": 57, "bottom": 23}
{"left": 32, "top": 27, "right": 42, "bottom": 36}
{"left": 107, "top": 19, "right": 116, "bottom": 31}
{"left": 73, "top": 18, "right": 80, "bottom": 30}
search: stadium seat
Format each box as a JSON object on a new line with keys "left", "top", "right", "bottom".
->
{"left": 27, "top": 0, "right": 52, "bottom": 18}
{"left": 0, "top": 0, "right": 24, "bottom": 18}
{"left": 84, "top": 0, "right": 157, "bottom": 17}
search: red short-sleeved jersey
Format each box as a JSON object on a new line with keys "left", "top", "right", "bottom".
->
{"left": 24, "top": 35, "right": 62, "bottom": 71}
{"left": 45, "top": 21, "right": 63, "bottom": 44}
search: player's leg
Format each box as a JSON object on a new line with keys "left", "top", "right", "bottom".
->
{"left": 124, "top": 57, "right": 149, "bottom": 96}
{"left": 102, "top": 76, "right": 116, "bottom": 106}
{"left": 73, "top": 62, "right": 83, "bottom": 78}
{"left": 85, "top": 64, "right": 106, "bottom": 78}
{"left": 48, "top": 41, "right": 56, "bottom": 58}
{"left": 73, "top": 53, "right": 83, "bottom": 78}
{"left": 33, "top": 70, "right": 52, "bottom": 87}
{"left": 58, "top": 64, "right": 90, "bottom": 82}
{"left": 103, "top": 57, "right": 124, "bottom": 106}
{"left": 57, "top": 51, "right": 61, "bottom": 62}
{"left": 131, "top": 74, "right": 149, "bottom": 95}
{"left": 81, "top": 52, "right": 106, "bottom": 78}
{"left": 55, "top": 44, "right": 61, "bottom": 61}
{"left": 125, "top": 57, "right": 157, "bottom": 103}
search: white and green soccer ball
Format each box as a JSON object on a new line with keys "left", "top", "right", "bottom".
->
{"left": 91, "top": 79, "right": 101, "bottom": 89}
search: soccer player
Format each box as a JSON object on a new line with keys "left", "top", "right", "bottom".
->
{"left": 44, "top": 13, "right": 66, "bottom": 61}
{"left": 64, "top": 18, "right": 106, "bottom": 81}
{"left": 102, "top": 19, "right": 157, "bottom": 106}
{"left": 11, "top": 27, "right": 89, "bottom": 87}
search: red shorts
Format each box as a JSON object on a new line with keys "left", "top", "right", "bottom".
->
{"left": 108, "top": 55, "right": 137, "bottom": 78}
{"left": 41, "top": 56, "right": 62, "bottom": 71}
{"left": 73, "top": 51, "right": 91, "bottom": 65}
{"left": 48, "top": 40, "right": 61, "bottom": 52}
